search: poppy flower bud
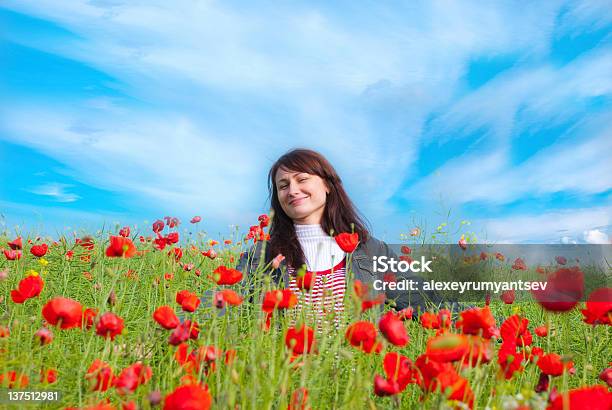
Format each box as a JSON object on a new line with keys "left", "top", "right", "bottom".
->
{"left": 148, "top": 390, "right": 162, "bottom": 406}
{"left": 35, "top": 328, "right": 54, "bottom": 345}
{"left": 107, "top": 291, "right": 116, "bottom": 306}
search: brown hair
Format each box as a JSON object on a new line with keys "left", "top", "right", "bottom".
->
{"left": 267, "top": 148, "right": 370, "bottom": 269}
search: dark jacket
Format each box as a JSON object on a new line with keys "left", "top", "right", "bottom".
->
{"left": 236, "top": 235, "right": 441, "bottom": 314}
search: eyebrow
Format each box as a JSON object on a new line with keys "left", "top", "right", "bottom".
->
{"left": 276, "top": 172, "right": 307, "bottom": 184}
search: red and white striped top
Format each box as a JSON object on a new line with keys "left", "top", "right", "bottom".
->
{"left": 287, "top": 258, "right": 346, "bottom": 328}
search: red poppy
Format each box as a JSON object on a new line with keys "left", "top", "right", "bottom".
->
{"left": 425, "top": 333, "right": 470, "bottom": 363}
{"left": 152, "top": 219, "right": 165, "bottom": 233}
{"left": 169, "top": 247, "right": 183, "bottom": 261}
{"left": 42, "top": 297, "right": 83, "bottom": 329}
{"left": 224, "top": 350, "right": 237, "bottom": 365}
{"left": 77, "top": 236, "right": 95, "bottom": 250}
{"left": 500, "top": 315, "right": 532, "bottom": 346}
{"left": 532, "top": 266, "right": 584, "bottom": 312}
{"left": 3, "top": 249, "right": 21, "bottom": 260}
{"left": 86, "top": 359, "right": 115, "bottom": 392}
{"left": 123, "top": 401, "right": 137, "bottom": 410}
{"left": 10, "top": 275, "right": 44, "bottom": 303}
{"left": 455, "top": 306, "right": 498, "bottom": 339}
{"left": 96, "top": 312, "right": 125, "bottom": 340}
{"left": 353, "top": 280, "right": 368, "bottom": 298}
{"left": 163, "top": 384, "right": 212, "bottom": 410}
{"left": 35, "top": 327, "right": 54, "bottom": 345}
{"left": 581, "top": 287, "right": 612, "bottom": 325}
{"left": 361, "top": 294, "right": 386, "bottom": 312}
{"left": 213, "top": 290, "right": 243, "bottom": 308}
{"left": 400, "top": 245, "right": 411, "bottom": 254}
{"left": 334, "top": 232, "right": 359, "bottom": 253}
{"left": 253, "top": 215, "right": 268, "bottom": 229}
{"left": 190, "top": 216, "right": 202, "bottom": 224}
{"left": 288, "top": 387, "right": 309, "bottom": 410}
{"left": 176, "top": 290, "right": 200, "bottom": 312}
{"left": 458, "top": 236, "right": 467, "bottom": 250}
{"left": 537, "top": 353, "right": 574, "bottom": 376}
{"left": 212, "top": 266, "right": 243, "bottom": 285}
{"left": 119, "top": 227, "right": 130, "bottom": 237}
{"left": 105, "top": 236, "right": 137, "bottom": 258}
{"left": 421, "top": 312, "right": 441, "bottom": 329}
{"left": 397, "top": 307, "right": 414, "bottom": 321}
{"left": 82, "top": 308, "right": 98, "bottom": 329}
{"left": 262, "top": 289, "right": 298, "bottom": 312}
{"left": 295, "top": 269, "right": 316, "bottom": 291}
{"left": 166, "top": 232, "right": 179, "bottom": 244}
{"left": 600, "top": 367, "right": 612, "bottom": 388}
{"left": 528, "top": 346, "right": 544, "bottom": 363}
{"left": 547, "top": 385, "right": 612, "bottom": 410}
{"left": 378, "top": 311, "right": 409, "bottom": 346}
{"left": 373, "top": 352, "right": 419, "bottom": 396}
{"left": 169, "top": 320, "right": 199, "bottom": 346}
{"left": 201, "top": 249, "right": 217, "bottom": 259}
{"left": 446, "top": 377, "right": 475, "bottom": 409}
{"left": 30, "top": 243, "right": 48, "bottom": 257}
{"left": 421, "top": 309, "right": 452, "bottom": 330}
{"left": 174, "top": 343, "right": 222, "bottom": 376}
{"left": 7, "top": 237, "right": 22, "bottom": 250}
{"left": 535, "top": 325, "right": 548, "bottom": 337}
{"left": 555, "top": 256, "right": 567, "bottom": 265}
{"left": 460, "top": 336, "right": 494, "bottom": 367}
{"left": 154, "top": 235, "right": 168, "bottom": 251}
{"left": 285, "top": 325, "right": 315, "bottom": 355}
{"left": 512, "top": 257, "right": 527, "bottom": 270}
{"left": 0, "top": 371, "right": 29, "bottom": 388}
{"left": 497, "top": 342, "right": 523, "bottom": 380}
{"left": 40, "top": 369, "right": 57, "bottom": 384}
{"left": 114, "top": 362, "right": 153, "bottom": 395}
{"left": 164, "top": 216, "right": 180, "bottom": 228}
{"left": 153, "top": 306, "right": 180, "bottom": 329}
{"left": 501, "top": 289, "right": 516, "bottom": 304}
{"left": 345, "top": 321, "right": 382, "bottom": 354}
{"left": 414, "top": 354, "right": 458, "bottom": 392}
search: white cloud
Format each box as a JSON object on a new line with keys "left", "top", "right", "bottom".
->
{"left": 583, "top": 229, "right": 611, "bottom": 244}
{"left": 476, "top": 206, "right": 612, "bottom": 243}
{"left": 404, "top": 123, "right": 612, "bottom": 206}
{"left": 560, "top": 236, "right": 577, "bottom": 244}
{"left": 27, "top": 183, "right": 81, "bottom": 203}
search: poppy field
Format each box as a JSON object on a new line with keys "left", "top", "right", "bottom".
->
{"left": 0, "top": 216, "right": 611, "bottom": 410}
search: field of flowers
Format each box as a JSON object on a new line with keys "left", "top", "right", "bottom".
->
{"left": 0, "top": 215, "right": 611, "bottom": 410}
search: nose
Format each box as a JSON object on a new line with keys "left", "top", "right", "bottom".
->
{"left": 287, "top": 180, "right": 301, "bottom": 198}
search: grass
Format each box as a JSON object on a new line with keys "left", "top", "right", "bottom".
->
{"left": 0, "top": 226, "right": 610, "bottom": 409}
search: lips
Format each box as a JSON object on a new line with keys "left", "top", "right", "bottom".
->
{"left": 289, "top": 197, "right": 308, "bottom": 206}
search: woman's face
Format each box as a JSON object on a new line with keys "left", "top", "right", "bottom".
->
{"left": 275, "top": 167, "right": 329, "bottom": 225}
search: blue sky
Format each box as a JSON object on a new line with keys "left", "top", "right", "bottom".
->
{"left": 1, "top": 1, "right": 611, "bottom": 244}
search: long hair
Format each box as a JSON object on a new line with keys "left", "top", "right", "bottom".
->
{"left": 267, "top": 148, "right": 370, "bottom": 269}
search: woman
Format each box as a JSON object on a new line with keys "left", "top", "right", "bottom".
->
{"left": 237, "top": 148, "right": 438, "bottom": 324}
